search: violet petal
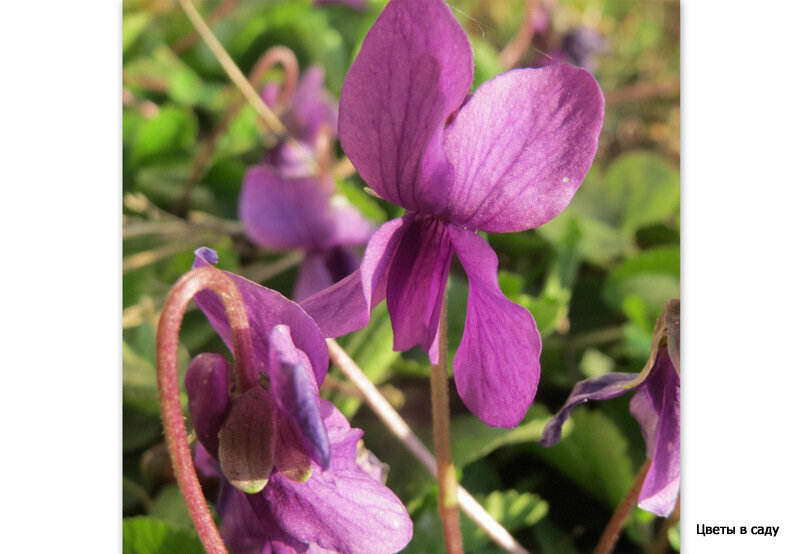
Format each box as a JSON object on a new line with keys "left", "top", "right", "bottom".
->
{"left": 386, "top": 216, "right": 453, "bottom": 362}
{"left": 294, "top": 253, "right": 334, "bottom": 303}
{"left": 263, "top": 400, "right": 413, "bottom": 553}
{"left": 193, "top": 248, "right": 329, "bottom": 386}
{"left": 268, "top": 325, "right": 331, "bottom": 469}
{"left": 300, "top": 218, "right": 406, "bottom": 337}
{"left": 443, "top": 64, "right": 604, "bottom": 233}
{"left": 631, "top": 350, "right": 681, "bottom": 517}
{"left": 539, "top": 372, "right": 641, "bottom": 447}
{"left": 185, "top": 353, "right": 231, "bottom": 458}
{"left": 291, "top": 65, "right": 338, "bottom": 144}
{"left": 339, "top": 0, "right": 472, "bottom": 214}
{"left": 239, "top": 167, "right": 331, "bottom": 251}
{"left": 448, "top": 225, "right": 542, "bottom": 428}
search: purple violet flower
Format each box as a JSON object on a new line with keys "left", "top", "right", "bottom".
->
{"left": 241, "top": 66, "right": 374, "bottom": 301}
{"left": 185, "top": 247, "right": 412, "bottom": 553}
{"left": 301, "top": 0, "right": 605, "bottom": 428}
{"left": 540, "top": 300, "right": 680, "bottom": 517}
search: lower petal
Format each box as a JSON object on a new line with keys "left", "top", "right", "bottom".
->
{"left": 263, "top": 400, "right": 413, "bottom": 553}
{"left": 386, "top": 216, "right": 453, "bottom": 360}
{"left": 300, "top": 218, "right": 406, "bottom": 338}
{"left": 448, "top": 225, "right": 542, "bottom": 428}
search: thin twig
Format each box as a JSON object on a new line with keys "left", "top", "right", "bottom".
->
{"left": 172, "top": 46, "right": 299, "bottom": 214}
{"left": 331, "top": 157, "right": 356, "bottom": 181}
{"left": 327, "top": 339, "right": 530, "bottom": 554}
{"left": 594, "top": 458, "right": 653, "bottom": 554}
{"left": 430, "top": 292, "right": 464, "bottom": 553}
{"left": 171, "top": 0, "right": 239, "bottom": 53}
{"left": 176, "top": 0, "right": 286, "bottom": 137}
{"left": 498, "top": 0, "right": 536, "bottom": 70}
{"left": 123, "top": 237, "right": 215, "bottom": 273}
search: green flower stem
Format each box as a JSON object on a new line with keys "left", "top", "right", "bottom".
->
{"left": 156, "top": 266, "right": 257, "bottom": 553}
{"left": 594, "top": 458, "right": 653, "bottom": 554}
{"left": 327, "top": 338, "right": 529, "bottom": 554}
{"left": 430, "top": 290, "right": 464, "bottom": 554}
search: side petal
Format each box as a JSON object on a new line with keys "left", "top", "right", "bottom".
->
{"left": 185, "top": 353, "right": 230, "bottom": 458}
{"left": 269, "top": 325, "right": 331, "bottom": 470}
{"left": 261, "top": 400, "right": 413, "bottom": 554}
{"left": 192, "top": 248, "right": 329, "bottom": 386}
{"left": 339, "top": 0, "right": 473, "bottom": 214}
{"left": 386, "top": 216, "right": 453, "bottom": 361}
{"left": 539, "top": 373, "right": 641, "bottom": 447}
{"left": 448, "top": 225, "right": 541, "bottom": 428}
{"left": 300, "top": 218, "right": 406, "bottom": 337}
{"left": 239, "top": 166, "right": 332, "bottom": 251}
{"left": 631, "top": 350, "right": 681, "bottom": 517}
{"left": 443, "top": 64, "right": 604, "bottom": 233}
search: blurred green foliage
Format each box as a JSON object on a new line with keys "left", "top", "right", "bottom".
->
{"left": 122, "top": 0, "right": 679, "bottom": 552}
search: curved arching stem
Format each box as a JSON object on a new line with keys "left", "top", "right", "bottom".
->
{"left": 249, "top": 45, "right": 300, "bottom": 107}
{"left": 156, "top": 266, "right": 256, "bottom": 553}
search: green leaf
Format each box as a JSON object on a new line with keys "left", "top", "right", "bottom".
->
{"left": 149, "top": 485, "right": 194, "bottom": 530}
{"left": 532, "top": 408, "right": 635, "bottom": 508}
{"left": 130, "top": 106, "right": 197, "bottom": 168}
{"left": 406, "top": 489, "right": 548, "bottom": 554}
{"left": 122, "top": 12, "right": 151, "bottom": 55}
{"left": 451, "top": 404, "right": 551, "bottom": 467}
{"left": 336, "top": 179, "right": 387, "bottom": 224}
{"left": 603, "top": 246, "right": 680, "bottom": 327}
{"left": 602, "top": 151, "right": 680, "bottom": 234}
{"left": 122, "top": 516, "right": 204, "bottom": 554}
{"left": 580, "top": 348, "right": 615, "bottom": 379}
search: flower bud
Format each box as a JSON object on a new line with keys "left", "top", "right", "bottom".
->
{"left": 218, "top": 386, "right": 277, "bottom": 494}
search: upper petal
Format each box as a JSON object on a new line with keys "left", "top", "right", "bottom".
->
{"left": 192, "top": 248, "right": 329, "bottom": 386}
{"left": 339, "top": 0, "right": 473, "bottom": 214}
{"left": 539, "top": 373, "right": 641, "bottom": 447}
{"left": 631, "top": 350, "right": 681, "bottom": 517}
{"left": 443, "top": 64, "right": 604, "bottom": 233}
{"left": 448, "top": 225, "right": 542, "bottom": 427}
{"left": 291, "top": 66, "right": 338, "bottom": 144}
{"left": 261, "top": 400, "right": 413, "bottom": 553}
{"left": 300, "top": 218, "right": 406, "bottom": 338}
{"left": 386, "top": 216, "right": 453, "bottom": 362}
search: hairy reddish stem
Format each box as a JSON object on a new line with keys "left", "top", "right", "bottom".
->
{"left": 594, "top": 458, "right": 653, "bottom": 554}
{"left": 156, "top": 266, "right": 256, "bottom": 553}
{"left": 430, "top": 291, "right": 464, "bottom": 553}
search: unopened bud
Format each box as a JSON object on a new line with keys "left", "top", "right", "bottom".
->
{"left": 218, "top": 386, "right": 277, "bottom": 494}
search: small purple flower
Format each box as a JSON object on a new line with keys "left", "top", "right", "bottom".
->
{"left": 302, "top": 0, "right": 604, "bottom": 428}
{"left": 185, "top": 247, "right": 412, "bottom": 553}
{"left": 241, "top": 66, "right": 374, "bottom": 301}
{"left": 540, "top": 300, "right": 680, "bottom": 517}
